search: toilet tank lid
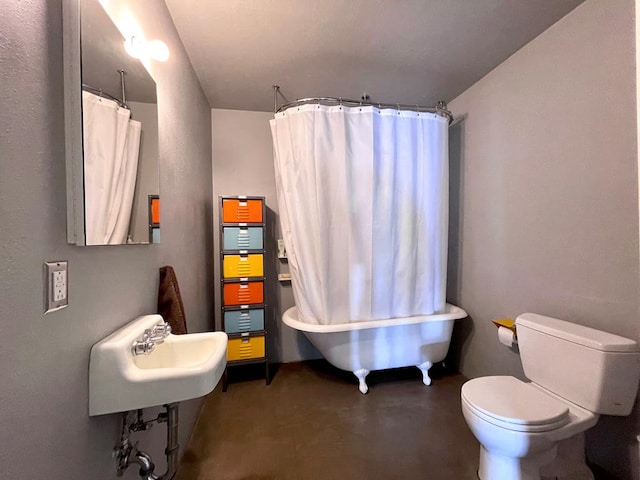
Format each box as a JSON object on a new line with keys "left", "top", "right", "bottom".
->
{"left": 516, "top": 314, "right": 639, "bottom": 353}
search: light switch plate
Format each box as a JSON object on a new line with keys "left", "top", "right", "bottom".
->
{"left": 44, "top": 261, "right": 68, "bottom": 313}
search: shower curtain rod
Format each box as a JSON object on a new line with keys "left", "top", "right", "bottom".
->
{"left": 82, "top": 84, "right": 129, "bottom": 109}
{"left": 272, "top": 87, "right": 453, "bottom": 124}
{"left": 82, "top": 69, "right": 130, "bottom": 110}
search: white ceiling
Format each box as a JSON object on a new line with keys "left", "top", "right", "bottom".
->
{"left": 165, "top": 0, "right": 585, "bottom": 112}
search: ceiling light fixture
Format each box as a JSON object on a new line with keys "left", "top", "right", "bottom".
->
{"left": 124, "top": 36, "right": 170, "bottom": 62}
{"left": 147, "top": 39, "right": 170, "bottom": 62}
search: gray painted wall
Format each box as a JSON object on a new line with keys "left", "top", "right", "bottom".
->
{"left": 0, "top": 1, "right": 213, "bottom": 478}
{"left": 211, "top": 109, "right": 321, "bottom": 363}
{"left": 447, "top": 0, "right": 639, "bottom": 477}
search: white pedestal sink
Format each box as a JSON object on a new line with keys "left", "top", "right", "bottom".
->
{"left": 89, "top": 314, "right": 227, "bottom": 416}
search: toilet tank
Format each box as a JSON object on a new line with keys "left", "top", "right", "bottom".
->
{"left": 516, "top": 313, "right": 640, "bottom": 416}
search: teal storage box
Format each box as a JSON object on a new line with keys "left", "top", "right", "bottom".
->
{"left": 223, "top": 227, "right": 263, "bottom": 251}
{"left": 224, "top": 308, "right": 265, "bottom": 333}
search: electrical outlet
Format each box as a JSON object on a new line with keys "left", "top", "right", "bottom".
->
{"left": 45, "top": 261, "right": 68, "bottom": 313}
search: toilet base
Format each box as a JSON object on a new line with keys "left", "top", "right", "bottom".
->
{"left": 539, "top": 434, "right": 595, "bottom": 480}
{"left": 478, "top": 434, "right": 594, "bottom": 480}
{"left": 479, "top": 445, "right": 557, "bottom": 480}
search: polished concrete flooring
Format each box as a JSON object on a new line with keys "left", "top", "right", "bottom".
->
{"left": 177, "top": 361, "right": 480, "bottom": 480}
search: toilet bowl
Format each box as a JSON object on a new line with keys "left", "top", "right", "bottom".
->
{"left": 460, "top": 313, "right": 640, "bottom": 480}
{"left": 461, "top": 376, "right": 598, "bottom": 480}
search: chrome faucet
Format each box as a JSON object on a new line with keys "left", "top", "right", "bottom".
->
{"left": 147, "top": 323, "right": 171, "bottom": 344}
{"left": 132, "top": 322, "right": 172, "bottom": 356}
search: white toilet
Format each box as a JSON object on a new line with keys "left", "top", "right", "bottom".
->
{"left": 461, "top": 313, "right": 640, "bottom": 480}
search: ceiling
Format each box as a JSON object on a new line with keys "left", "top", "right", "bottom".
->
{"left": 165, "top": 0, "right": 585, "bottom": 112}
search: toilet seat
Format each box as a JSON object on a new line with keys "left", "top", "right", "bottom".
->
{"left": 461, "top": 376, "right": 571, "bottom": 433}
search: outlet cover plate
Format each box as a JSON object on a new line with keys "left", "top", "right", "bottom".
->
{"left": 44, "top": 261, "right": 68, "bottom": 313}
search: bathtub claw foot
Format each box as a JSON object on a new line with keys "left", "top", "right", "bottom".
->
{"left": 417, "top": 362, "right": 433, "bottom": 386}
{"left": 353, "top": 369, "right": 370, "bottom": 394}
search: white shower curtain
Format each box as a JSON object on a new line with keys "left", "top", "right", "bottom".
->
{"left": 271, "top": 104, "right": 449, "bottom": 325}
{"left": 82, "top": 91, "right": 141, "bottom": 245}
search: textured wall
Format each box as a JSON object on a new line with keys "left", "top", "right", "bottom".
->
{"left": 211, "top": 109, "right": 321, "bottom": 363}
{"left": 447, "top": 0, "right": 639, "bottom": 477}
{"left": 0, "top": 1, "right": 213, "bottom": 478}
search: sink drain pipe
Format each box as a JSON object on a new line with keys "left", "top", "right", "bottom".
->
{"left": 114, "top": 403, "right": 180, "bottom": 479}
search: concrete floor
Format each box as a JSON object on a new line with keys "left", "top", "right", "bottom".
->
{"left": 177, "top": 361, "right": 480, "bottom": 480}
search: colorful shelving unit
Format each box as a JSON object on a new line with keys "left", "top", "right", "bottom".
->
{"left": 148, "top": 195, "right": 160, "bottom": 243}
{"left": 219, "top": 195, "right": 269, "bottom": 390}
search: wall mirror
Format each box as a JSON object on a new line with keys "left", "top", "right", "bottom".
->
{"left": 63, "top": 0, "right": 160, "bottom": 245}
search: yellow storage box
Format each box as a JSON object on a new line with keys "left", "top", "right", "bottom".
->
{"left": 227, "top": 335, "right": 266, "bottom": 361}
{"left": 223, "top": 254, "right": 263, "bottom": 278}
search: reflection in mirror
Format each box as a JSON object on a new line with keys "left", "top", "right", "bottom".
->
{"left": 149, "top": 195, "right": 160, "bottom": 243}
{"left": 64, "top": 0, "right": 159, "bottom": 245}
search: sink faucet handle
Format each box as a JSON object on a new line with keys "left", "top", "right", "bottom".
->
{"left": 153, "top": 322, "right": 171, "bottom": 338}
{"left": 132, "top": 339, "right": 155, "bottom": 356}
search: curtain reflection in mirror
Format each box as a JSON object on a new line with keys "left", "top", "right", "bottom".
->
{"left": 82, "top": 90, "right": 141, "bottom": 245}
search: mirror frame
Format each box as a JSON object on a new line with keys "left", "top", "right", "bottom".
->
{"left": 62, "top": 0, "right": 86, "bottom": 245}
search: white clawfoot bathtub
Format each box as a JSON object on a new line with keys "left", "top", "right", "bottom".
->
{"left": 282, "top": 304, "right": 468, "bottom": 393}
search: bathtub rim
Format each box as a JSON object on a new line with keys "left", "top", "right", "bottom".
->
{"left": 282, "top": 303, "right": 468, "bottom": 333}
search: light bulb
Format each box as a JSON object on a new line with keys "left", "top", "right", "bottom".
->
{"left": 124, "top": 36, "right": 169, "bottom": 62}
{"left": 148, "top": 40, "right": 170, "bottom": 62}
{"left": 124, "top": 35, "right": 145, "bottom": 59}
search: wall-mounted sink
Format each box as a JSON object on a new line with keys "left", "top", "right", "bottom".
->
{"left": 89, "top": 314, "right": 227, "bottom": 416}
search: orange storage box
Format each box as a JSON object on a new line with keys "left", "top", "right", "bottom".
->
{"left": 223, "top": 281, "right": 264, "bottom": 306}
{"left": 227, "top": 335, "right": 266, "bottom": 361}
{"left": 222, "top": 198, "right": 263, "bottom": 223}
{"left": 150, "top": 197, "right": 160, "bottom": 224}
